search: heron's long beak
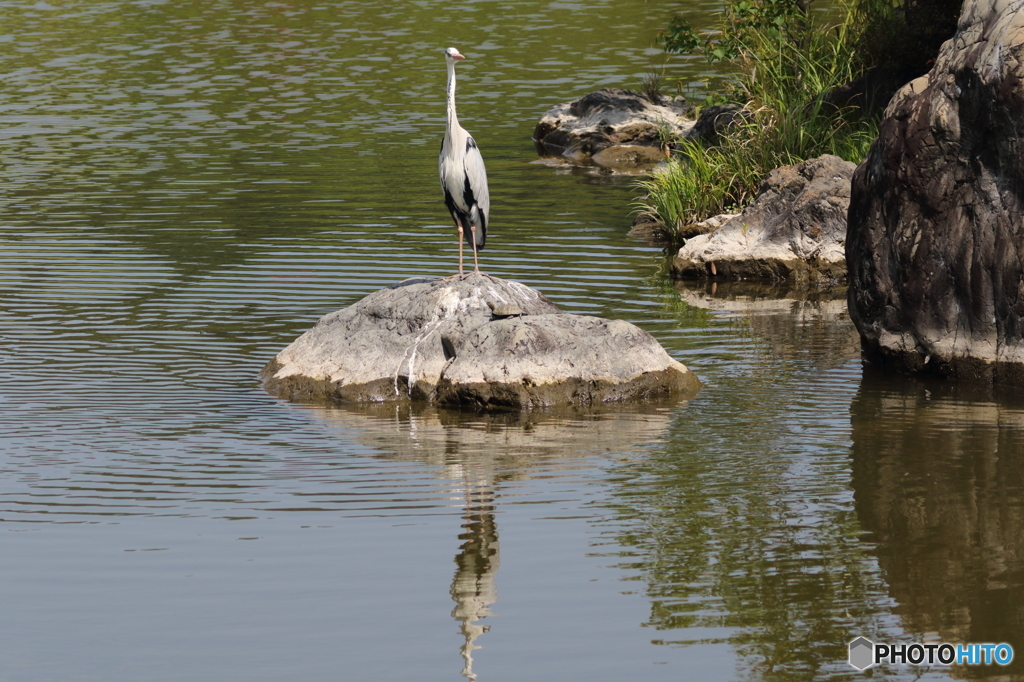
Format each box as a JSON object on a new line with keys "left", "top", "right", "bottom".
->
{"left": 453, "top": 53, "right": 465, "bottom": 60}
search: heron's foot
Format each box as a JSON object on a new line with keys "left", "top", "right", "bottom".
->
{"left": 439, "top": 270, "right": 488, "bottom": 281}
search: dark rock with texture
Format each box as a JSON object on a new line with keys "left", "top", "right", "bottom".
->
{"left": 687, "top": 103, "right": 749, "bottom": 143}
{"left": 846, "top": 0, "right": 1024, "bottom": 385}
{"left": 262, "top": 274, "right": 701, "bottom": 409}
{"left": 672, "top": 154, "right": 856, "bottom": 284}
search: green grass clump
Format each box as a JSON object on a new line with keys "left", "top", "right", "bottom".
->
{"left": 635, "top": 0, "right": 881, "bottom": 248}
{"left": 634, "top": 140, "right": 759, "bottom": 244}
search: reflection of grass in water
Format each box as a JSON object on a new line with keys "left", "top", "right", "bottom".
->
{"left": 642, "top": 270, "right": 713, "bottom": 328}
{"left": 607, "top": 265, "right": 886, "bottom": 675}
{"left": 603, "top": 387, "right": 893, "bottom": 678}
{"left": 646, "top": 258, "right": 709, "bottom": 320}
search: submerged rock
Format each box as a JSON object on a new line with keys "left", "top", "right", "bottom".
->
{"left": 672, "top": 154, "right": 855, "bottom": 284}
{"left": 262, "top": 274, "right": 701, "bottom": 409}
{"left": 533, "top": 88, "right": 693, "bottom": 170}
{"left": 590, "top": 144, "right": 668, "bottom": 173}
{"left": 846, "top": 0, "right": 1024, "bottom": 385}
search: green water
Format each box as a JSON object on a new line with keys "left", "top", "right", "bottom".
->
{"left": 2, "top": 1, "right": 1023, "bottom": 681}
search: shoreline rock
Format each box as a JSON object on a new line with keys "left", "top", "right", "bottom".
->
{"left": 262, "top": 274, "right": 701, "bottom": 409}
{"left": 671, "top": 154, "right": 856, "bottom": 285}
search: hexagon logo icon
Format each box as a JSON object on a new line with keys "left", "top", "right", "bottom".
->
{"left": 849, "top": 636, "right": 874, "bottom": 670}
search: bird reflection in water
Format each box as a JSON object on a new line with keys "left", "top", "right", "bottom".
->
{"left": 450, "top": 486, "right": 500, "bottom": 682}
{"left": 299, "top": 403, "right": 678, "bottom": 679}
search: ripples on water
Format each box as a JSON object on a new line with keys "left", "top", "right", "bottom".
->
{"left": 3, "top": 1, "right": 1022, "bottom": 681}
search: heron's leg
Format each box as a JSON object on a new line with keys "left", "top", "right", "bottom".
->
{"left": 470, "top": 224, "right": 481, "bottom": 274}
{"left": 457, "top": 220, "right": 465, "bottom": 277}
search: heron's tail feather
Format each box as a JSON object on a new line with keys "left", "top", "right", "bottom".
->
{"left": 464, "top": 208, "right": 486, "bottom": 250}
{"left": 463, "top": 224, "right": 486, "bottom": 250}
{"left": 476, "top": 220, "right": 486, "bottom": 250}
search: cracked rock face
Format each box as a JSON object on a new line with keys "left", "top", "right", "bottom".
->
{"left": 673, "top": 154, "right": 855, "bottom": 284}
{"left": 261, "top": 274, "right": 701, "bottom": 409}
{"left": 846, "top": 0, "right": 1024, "bottom": 384}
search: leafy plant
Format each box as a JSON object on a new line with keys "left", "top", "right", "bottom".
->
{"left": 660, "top": 0, "right": 814, "bottom": 66}
{"left": 659, "top": 16, "right": 701, "bottom": 55}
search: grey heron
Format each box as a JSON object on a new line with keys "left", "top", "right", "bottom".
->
{"left": 439, "top": 46, "right": 490, "bottom": 277}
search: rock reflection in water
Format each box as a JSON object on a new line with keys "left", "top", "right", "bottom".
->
{"left": 301, "top": 402, "right": 678, "bottom": 680}
{"left": 851, "top": 368, "right": 1024, "bottom": 678}
{"left": 676, "top": 280, "right": 859, "bottom": 370}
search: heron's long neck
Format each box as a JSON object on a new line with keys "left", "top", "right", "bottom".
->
{"left": 446, "top": 62, "right": 459, "bottom": 130}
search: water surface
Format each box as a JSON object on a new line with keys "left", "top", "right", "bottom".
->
{"left": 3, "top": 1, "right": 1024, "bottom": 681}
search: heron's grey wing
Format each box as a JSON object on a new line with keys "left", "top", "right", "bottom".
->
{"left": 439, "top": 137, "right": 461, "bottom": 201}
{"left": 464, "top": 137, "right": 490, "bottom": 225}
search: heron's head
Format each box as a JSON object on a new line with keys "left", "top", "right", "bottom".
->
{"left": 444, "top": 47, "right": 465, "bottom": 64}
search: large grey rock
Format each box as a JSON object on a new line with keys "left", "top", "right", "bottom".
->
{"left": 262, "top": 274, "right": 701, "bottom": 409}
{"left": 846, "top": 0, "right": 1024, "bottom": 384}
{"left": 672, "top": 154, "right": 855, "bottom": 284}
{"left": 533, "top": 88, "right": 693, "bottom": 169}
